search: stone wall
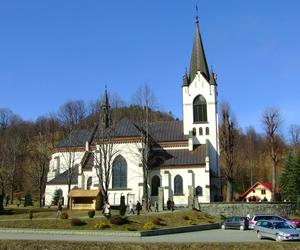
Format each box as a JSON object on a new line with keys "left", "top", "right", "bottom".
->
{"left": 198, "top": 202, "right": 296, "bottom": 217}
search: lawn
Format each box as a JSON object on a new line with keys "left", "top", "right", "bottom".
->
{"left": 0, "top": 241, "right": 300, "bottom": 250}
{"left": 0, "top": 207, "right": 220, "bottom": 231}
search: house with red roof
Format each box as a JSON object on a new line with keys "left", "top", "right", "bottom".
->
{"left": 240, "top": 181, "right": 279, "bottom": 202}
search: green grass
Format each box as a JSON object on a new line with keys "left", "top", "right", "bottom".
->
{"left": 0, "top": 241, "right": 300, "bottom": 250}
{"left": 0, "top": 208, "right": 221, "bottom": 231}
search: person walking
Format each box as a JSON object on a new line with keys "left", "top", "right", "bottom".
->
{"left": 154, "top": 200, "right": 159, "bottom": 212}
{"left": 56, "top": 202, "right": 62, "bottom": 219}
{"left": 171, "top": 199, "right": 175, "bottom": 212}
{"left": 136, "top": 200, "right": 142, "bottom": 215}
{"left": 103, "top": 201, "right": 111, "bottom": 217}
{"left": 167, "top": 198, "right": 171, "bottom": 210}
{"left": 128, "top": 200, "right": 135, "bottom": 214}
{"left": 147, "top": 199, "right": 152, "bottom": 212}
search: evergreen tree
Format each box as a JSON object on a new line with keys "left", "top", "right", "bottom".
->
{"left": 24, "top": 192, "right": 33, "bottom": 207}
{"left": 280, "top": 149, "right": 300, "bottom": 201}
{"left": 51, "top": 189, "right": 61, "bottom": 206}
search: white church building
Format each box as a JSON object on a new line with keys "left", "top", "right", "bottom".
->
{"left": 44, "top": 16, "right": 220, "bottom": 208}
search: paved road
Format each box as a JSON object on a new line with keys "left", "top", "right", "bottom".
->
{"left": 0, "top": 229, "right": 264, "bottom": 243}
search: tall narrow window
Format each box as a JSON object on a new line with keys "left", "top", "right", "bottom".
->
{"left": 199, "top": 127, "right": 203, "bottom": 135}
{"left": 206, "top": 127, "right": 209, "bottom": 135}
{"left": 112, "top": 155, "right": 127, "bottom": 189}
{"left": 151, "top": 175, "right": 160, "bottom": 196}
{"left": 87, "top": 177, "right": 92, "bottom": 190}
{"left": 174, "top": 175, "right": 183, "bottom": 195}
{"left": 193, "top": 95, "right": 207, "bottom": 122}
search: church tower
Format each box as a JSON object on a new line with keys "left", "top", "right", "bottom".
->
{"left": 182, "top": 16, "right": 219, "bottom": 179}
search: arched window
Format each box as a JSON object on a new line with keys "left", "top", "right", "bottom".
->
{"left": 192, "top": 127, "right": 196, "bottom": 136}
{"left": 193, "top": 95, "right": 207, "bottom": 122}
{"left": 112, "top": 155, "right": 127, "bottom": 188}
{"left": 196, "top": 186, "right": 203, "bottom": 196}
{"left": 199, "top": 127, "right": 203, "bottom": 135}
{"left": 87, "top": 177, "right": 92, "bottom": 190}
{"left": 151, "top": 175, "right": 160, "bottom": 196}
{"left": 206, "top": 127, "right": 209, "bottom": 135}
{"left": 174, "top": 175, "right": 183, "bottom": 195}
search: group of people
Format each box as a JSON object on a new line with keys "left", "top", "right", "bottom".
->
{"left": 166, "top": 198, "right": 175, "bottom": 211}
{"left": 128, "top": 199, "right": 161, "bottom": 215}
{"left": 56, "top": 198, "right": 175, "bottom": 218}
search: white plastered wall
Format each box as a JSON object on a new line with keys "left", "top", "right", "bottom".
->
{"left": 149, "top": 166, "right": 210, "bottom": 206}
{"left": 182, "top": 72, "right": 219, "bottom": 176}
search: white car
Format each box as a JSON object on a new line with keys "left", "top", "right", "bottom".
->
{"left": 255, "top": 220, "right": 300, "bottom": 242}
{"left": 249, "top": 214, "right": 295, "bottom": 229}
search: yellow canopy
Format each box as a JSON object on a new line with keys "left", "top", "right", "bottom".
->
{"left": 68, "top": 189, "right": 100, "bottom": 197}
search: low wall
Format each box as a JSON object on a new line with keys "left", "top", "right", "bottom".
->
{"left": 199, "top": 202, "right": 296, "bottom": 217}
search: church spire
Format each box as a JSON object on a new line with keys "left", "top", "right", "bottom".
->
{"left": 101, "top": 85, "right": 111, "bottom": 129}
{"left": 189, "top": 15, "right": 210, "bottom": 83}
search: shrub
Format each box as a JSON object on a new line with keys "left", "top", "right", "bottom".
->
{"left": 127, "top": 227, "right": 137, "bottom": 231}
{"left": 119, "top": 196, "right": 127, "bottom": 216}
{"left": 110, "top": 215, "right": 129, "bottom": 225}
{"left": 29, "top": 210, "right": 33, "bottom": 220}
{"left": 71, "top": 218, "right": 86, "bottom": 226}
{"left": 183, "top": 215, "right": 190, "bottom": 220}
{"left": 60, "top": 212, "right": 68, "bottom": 219}
{"left": 95, "top": 221, "right": 110, "bottom": 229}
{"left": 187, "top": 219, "right": 196, "bottom": 225}
{"left": 152, "top": 217, "right": 166, "bottom": 226}
{"left": 88, "top": 210, "right": 95, "bottom": 218}
{"left": 24, "top": 192, "right": 33, "bottom": 207}
{"left": 143, "top": 222, "right": 156, "bottom": 230}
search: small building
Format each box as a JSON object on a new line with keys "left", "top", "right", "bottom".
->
{"left": 68, "top": 189, "right": 100, "bottom": 210}
{"left": 240, "top": 181, "right": 279, "bottom": 202}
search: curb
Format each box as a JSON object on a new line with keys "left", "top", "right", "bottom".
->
{"left": 141, "top": 223, "right": 221, "bottom": 236}
{"left": 0, "top": 223, "right": 220, "bottom": 237}
{"left": 0, "top": 228, "right": 140, "bottom": 237}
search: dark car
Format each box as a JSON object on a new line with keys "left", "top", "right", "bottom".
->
{"left": 221, "top": 216, "right": 249, "bottom": 230}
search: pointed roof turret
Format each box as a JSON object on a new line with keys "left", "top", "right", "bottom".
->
{"left": 189, "top": 16, "right": 210, "bottom": 83}
{"left": 182, "top": 68, "right": 190, "bottom": 87}
{"left": 210, "top": 69, "right": 217, "bottom": 86}
{"left": 101, "top": 85, "right": 111, "bottom": 129}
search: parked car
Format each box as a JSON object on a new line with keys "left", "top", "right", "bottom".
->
{"left": 288, "top": 218, "right": 300, "bottom": 228}
{"left": 249, "top": 214, "right": 295, "bottom": 229}
{"left": 255, "top": 220, "right": 300, "bottom": 242}
{"left": 221, "top": 216, "right": 249, "bottom": 230}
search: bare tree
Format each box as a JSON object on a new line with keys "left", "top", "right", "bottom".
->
{"left": 0, "top": 142, "right": 10, "bottom": 210}
{"left": 92, "top": 89, "right": 120, "bottom": 205}
{"left": 57, "top": 100, "right": 87, "bottom": 208}
{"left": 28, "top": 133, "right": 50, "bottom": 207}
{"left": 132, "top": 84, "right": 156, "bottom": 208}
{"left": 219, "top": 102, "right": 237, "bottom": 202}
{"left": 58, "top": 100, "right": 87, "bottom": 132}
{"left": 245, "top": 127, "right": 260, "bottom": 186}
{"left": 3, "top": 125, "right": 27, "bottom": 204}
{"left": 262, "top": 108, "right": 282, "bottom": 201}
{"left": 289, "top": 124, "right": 300, "bottom": 149}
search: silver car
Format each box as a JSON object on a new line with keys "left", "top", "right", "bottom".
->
{"left": 255, "top": 220, "right": 300, "bottom": 242}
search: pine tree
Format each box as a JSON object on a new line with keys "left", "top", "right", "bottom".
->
{"left": 280, "top": 149, "right": 300, "bottom": 201}
{"left": 24, "top": 192, "right": 33, "bottom": 207}
{"left": 52, "top": 189, "right": 61, "bottom": 206}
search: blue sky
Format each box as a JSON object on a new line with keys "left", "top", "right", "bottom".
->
{"left": 0, "top": 0, "right": 299, "bottom": 135}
